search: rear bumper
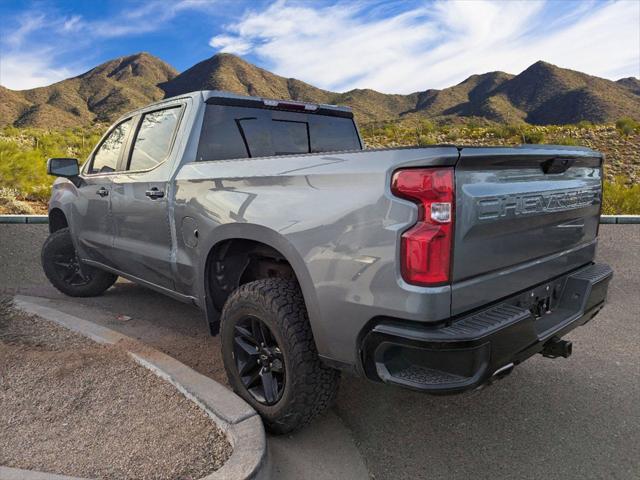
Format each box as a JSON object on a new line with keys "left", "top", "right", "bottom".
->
{"left": 361, "top": 263, "right": 612, "bottom": 394}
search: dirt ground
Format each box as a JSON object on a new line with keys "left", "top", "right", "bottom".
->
{"left": 0, "top": 299, "right": 232, "bottom": 480}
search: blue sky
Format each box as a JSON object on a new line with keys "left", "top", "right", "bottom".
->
{"left": 1, "top": 0, "right": 638, "bottom": 93}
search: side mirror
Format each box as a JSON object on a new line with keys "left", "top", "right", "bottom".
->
{"left": 47, "top": 158, "right": 79, "bottom": 178}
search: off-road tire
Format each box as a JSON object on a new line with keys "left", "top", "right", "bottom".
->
{"left": 220, "top": 278, "right": 340, "bottom": 434}
{"left": 41, "top": 228, "right": 117, "bottom": 297}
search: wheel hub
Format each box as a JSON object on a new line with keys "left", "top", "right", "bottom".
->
{"left": 52, "top": 249, "right": 91, "bottom": 286}
{"left": 232, "top": 316, "right": 286, "bottom": 405}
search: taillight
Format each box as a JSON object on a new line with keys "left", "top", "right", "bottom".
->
{"left": 391, "top": 168, "right": 454, "bottom": 286}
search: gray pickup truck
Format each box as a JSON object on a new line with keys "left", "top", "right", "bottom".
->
{"left": 43, "top": 90, "right": 612, "bottom": 433}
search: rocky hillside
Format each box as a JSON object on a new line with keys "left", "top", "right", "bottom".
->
{"left": 409, "top": 62, "right": 640, "bottom": 124}
{"left": 1, "top": 53, "right": 638, "bottom": 128}
{"left": 0, "top": 53, "right": 177, "bottom": 128}
{"left": 617, "top": 77, "right": 640, "bottom": 95}
{"left": 159, "top": 53, "right": 417, "bottom": 122}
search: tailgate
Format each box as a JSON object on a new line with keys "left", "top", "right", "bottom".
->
{"left": 451, "top": 146, "right": 602, "bottom": 315}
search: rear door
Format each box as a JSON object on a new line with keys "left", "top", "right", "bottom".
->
{"left": 451, "top": 146, "right": 602, "bottom": 315}
{"left": 109, "top": 106, "right": 183, "bottom": 289}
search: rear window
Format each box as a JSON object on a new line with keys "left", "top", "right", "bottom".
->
{"left": 196, "top": 104, "right": 361, "bottom": 162}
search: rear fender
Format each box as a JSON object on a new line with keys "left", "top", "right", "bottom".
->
{"left": 198, "top": 223, "right": 321, "bottom": 337}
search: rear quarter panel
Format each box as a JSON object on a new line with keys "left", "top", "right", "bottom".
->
{"left": 173, "top": 147, "right": 459, "bottom": 366}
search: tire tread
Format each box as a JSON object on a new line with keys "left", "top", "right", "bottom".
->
{"left": 41, "top": 228, "right": 117, "bottom": 297}
{"left": 221, "top": 278, "right": 340, "bottom": 434}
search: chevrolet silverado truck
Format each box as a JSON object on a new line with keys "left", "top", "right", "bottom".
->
{"left": 43, "top": 91, "right": 612, "bottom": 433}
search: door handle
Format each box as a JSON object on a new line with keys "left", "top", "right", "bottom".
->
{"left": 96, "top": 187, "right": 109, "bottom": 197}
{"left": 145, "top": 187, "right": 165, "bottom": 199}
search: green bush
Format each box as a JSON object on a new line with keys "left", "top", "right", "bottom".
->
{"left": 487, "top": 124, "right": 521, "bottom": 139}
{"left": 615, "top": 117, "right": 640, "bottom": 137}
{"left": 445, "top": 129, "right": 461, "bottom": 141}
{"left": 602, "top": 177, "right": 640, "bottom": 215}
{"left": 521, "top": 128, "right": 545, "bottom": 144}
{"left": 486, "top": 124, "right": 545, "bottom": 144}
{"left": 553, "top": 136, "right": 582, "bottom": 146}
{"left": 0, "top": 126, "right": 104, "bottom": 201}
{"left": 576, "top": 120, "right": 594, "bottom": 129}
{"left": 417, "top": 134, "right": 436, "bottom": 146}
{"left": 0, "top": 187, "right": 35, "bottom": 214}
{"left": 418, "top": 119, "right": 435, "bottom": 134}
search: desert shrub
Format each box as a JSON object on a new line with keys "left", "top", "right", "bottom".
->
{"left": 0, "top": 141, "right": 51, "bottom": 201}
{"left": 520, "top": 128, "right": 545, "bottom": 144}
{"left": 417, "top": 134, "right": 436, "bottom": 146}
{"left": 615, "top": 117, "right": 640, "bottom": 137}
{"left": 487, "top": 124, "right": 521, "bottom": 139}
{"left": 553, "top": 137, "right": 582, "bottom": 146}
{"left": 464, "top": 119, "right": 482, "bottom": 130}
{"left": 576, "top": 120, "right": 594, "bottom": 129}
{"left": 0, "top": 126, "right": 104, "bottom": 201}
{"left": 602, "top": 177, "right": 640, "bottom": 215}
{"left": 0, "top": 187, "right": 36, "bottom": 214}
{"left": 382, "top": 123, "right": 399, "bottom": 141}
{"left": 444, "top": 128, "right": 461, "bottom": 141}
{"left": 418, "top": 119, "right": 435, "bottom": 134}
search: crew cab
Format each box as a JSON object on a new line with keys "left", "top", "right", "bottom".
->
{"left": 43, "top": 91, "right": 612, "bottom": 433}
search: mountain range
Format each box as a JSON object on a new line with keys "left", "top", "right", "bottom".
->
{"left": 1, "top": 52, "right": 638, "bottom": 128}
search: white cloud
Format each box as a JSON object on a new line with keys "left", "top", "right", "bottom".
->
{"left": 209, "top": 35, "right": 254, "bottom": 55}
{"left": 0, "top": 53, "right": 74, "bottom": 90}
{"left": 62, "top": 15, "right": 82, "bottom": 32}
{"left": 0, "top": 0, "right": 217, "bottom": 89}
{"left": 210, "top": 0, "right": 640, "bottom": 93}
{"left": 90, "top": 0, "right": 217, "bottom": 38}
{"left": 4, "top": 13, "right": 46, "bottom": 48}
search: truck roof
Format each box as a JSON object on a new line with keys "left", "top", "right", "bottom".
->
{"left": 122, "top": 90, "right": 353, "bottom": 119}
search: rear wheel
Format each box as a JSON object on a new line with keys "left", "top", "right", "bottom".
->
{"left": 220, "top": 278, "right": 340, "bottom": 434}
{"left": 41, "top": 228, "right": 117, "bottom": 297}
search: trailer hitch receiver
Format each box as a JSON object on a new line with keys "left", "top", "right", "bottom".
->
{"left": 541, "top": 337, "right": 573, "bottom": 359}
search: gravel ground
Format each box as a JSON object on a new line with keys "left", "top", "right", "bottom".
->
{"left": 0, "top": 299, "right": 232, "bottom": 480}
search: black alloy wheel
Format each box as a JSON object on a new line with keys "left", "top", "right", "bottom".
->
{"left": 220, "top": 278, "right": 340, "bottom": 434}
{"left": 41, "top": 227, "right": 118, "bottom": 297}
{"left": 233, "top": 315, "right": 286, "bottom": 405}
{"left": 51, "top": 246, "right": 91, "bottom": 287}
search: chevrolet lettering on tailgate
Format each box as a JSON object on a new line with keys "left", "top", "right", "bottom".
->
{"left": 477, "top": 186, "right": 601, "bottom": 220}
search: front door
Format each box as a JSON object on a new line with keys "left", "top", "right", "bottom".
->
{"left": 74, "top": 118, "right": 134, "bottom": 267}
{"left": 109, "top": 106, "right": 182, "bottom": 290}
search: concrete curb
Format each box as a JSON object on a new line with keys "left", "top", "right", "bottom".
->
{"left": 2, "top": 214, "right": 640, "bottom": 224}
{"left": 0, "top": 215, "right": 48, "bottom": 224}
{"left": 10, "top": 295, "right": 270, "bottom": 480}
{"left": 599, "top": 215, "right": 640, "bottom": 224}
{"left": 0, "top": 467, "right": 86, "bottom": 480}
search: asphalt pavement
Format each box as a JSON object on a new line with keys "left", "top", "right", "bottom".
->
{"left": 1, "top": 224, "right": 638, "bottom": 480}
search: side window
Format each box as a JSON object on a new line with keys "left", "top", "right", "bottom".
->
{"left": 128, "top": 107, "right": 181, "bottom": 171}
{"left": 89, "top": 119, "right": 133, "bottom": 174}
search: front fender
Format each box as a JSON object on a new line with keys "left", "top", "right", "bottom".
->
{"left": 48, "top": 179, "right": 78, "bottom": 235}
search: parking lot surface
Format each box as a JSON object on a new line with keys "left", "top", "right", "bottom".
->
{"left": 1, "top": 224, "right": 638, "bottom": 479}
